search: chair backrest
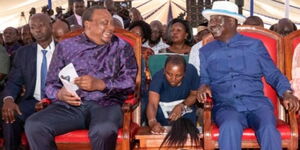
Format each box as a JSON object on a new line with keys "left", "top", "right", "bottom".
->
{"left": 202, "top": 25, "right": 284, "bottom": 118}
{"left": 284, "top": 30, "right": 300, "bottom": 80}
{"left": 60, "top": 28, "right": 142, "bottom": 123}
{"left": 148, "top": 54, "right": 189, "bottom": 77}
{"left": 238, "top": 25, "right": 284, "bottom": 118}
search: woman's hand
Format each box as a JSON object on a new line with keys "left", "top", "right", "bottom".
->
{"left": 169, "top": 103, "right": 184, "bottom": 121}
{"left": 149, "top": 121, "right": 165, "bottom": 134}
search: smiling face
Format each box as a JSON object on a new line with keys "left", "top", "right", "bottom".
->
{"left": 208, "top": 15, "right": 226, "bottom": 38}
{"left": 164, "top": 63, "right": 185, "bottom": 87}
{"left": 84, "top": 9, "right": 115, "bottom": 45}
{"left": 208, "top": 15, "right": 237, "bottom": 41}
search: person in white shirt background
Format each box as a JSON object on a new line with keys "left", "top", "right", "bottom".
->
{"left": 188, "top": 25, "right": 210, "bottom": 76}
{"left": 143, "top": 20, "right": 169, "bottom": 54}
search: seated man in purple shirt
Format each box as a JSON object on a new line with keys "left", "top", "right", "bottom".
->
{"left": 24, "top": 6, "right": 137, "bottom": 150}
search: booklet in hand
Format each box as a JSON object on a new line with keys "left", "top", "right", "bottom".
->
{"left": 58, "top": 63, "right": 79, "bottom": 97}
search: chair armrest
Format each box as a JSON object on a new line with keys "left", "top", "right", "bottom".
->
{"left": 122, "top": 94, "right": 138, "bottom": 112}
{"left": 203, "top": 97, "right": 213, "bottom": 136}
{"left": 41, "top": 98, "right": 51, "bottom": 105}
{"left": 287, "top": 109, "right": 298, "bottom": 146}
{"left": 121, "top": 94, "right": 139, "bottom": 149}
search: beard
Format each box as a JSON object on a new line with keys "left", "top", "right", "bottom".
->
{"left": 209, "top": 25, "right": 224, "bottom": 38}
{"left": 148, "top": 38, "right": 160, "bottom": 45}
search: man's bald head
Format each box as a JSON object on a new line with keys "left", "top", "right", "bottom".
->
{"left": 277, "top": 18, "right": 296, "bottom": 36}
{"left": 52, "top": 19, "right": 70, "bottom": 42}
{"left": 30, "top": 13, "right": 52, "bottom": 25}
{"left": 149, "top": 20, "right": 163, "bottom": 44}
{"left": 21, "top": 24, "right": 34, "bottom": 45}
{"left": 104, "top": 0, "right": 115, "bottom": 13}
{"left": 3, "top": 27, "right": 18, "bottom": 45}
{"left": 150, "top": 20, "right": 163, "bottom": 30}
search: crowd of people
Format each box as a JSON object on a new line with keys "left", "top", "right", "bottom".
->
{"left": 0, "top": 0, "right": 299, "bottom": 149}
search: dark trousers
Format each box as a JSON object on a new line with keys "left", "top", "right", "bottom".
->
{"left": 25, "top": 101, "right": 123, "bottom": 150}
{"left": 214, "top": 105, "right": 281, "bottom": 150}
{"left": 3, "top": 99, "right": 37, "bottom": 150}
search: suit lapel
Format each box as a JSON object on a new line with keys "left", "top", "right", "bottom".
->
{"left": 28, "top": 43, "right": 37, "bottom": 95}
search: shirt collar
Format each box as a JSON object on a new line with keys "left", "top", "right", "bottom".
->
{"left": 37, "top": 38, "right": 55, "bottom": 53}
{"left": 217, "top": 33, "right": 241, "bottom": 46}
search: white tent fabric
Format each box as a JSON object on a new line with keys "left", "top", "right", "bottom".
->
{"left": 0, "top": 0, "right": 299, "bottom": 31}
{"left": 0, "top": 0, "right": 68, "bottom": 32}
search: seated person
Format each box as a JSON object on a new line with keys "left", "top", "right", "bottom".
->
{"left": 198, "top": 1, "right": 299, "bottom": 149}
{"left": 24, "top": 6, "right": 137, "bottom": 150}
{"left": 147, "top": 55, "right": 199, "bottom": 134}
{"left": 158, "top": 19, "right": 193, "bottom": 54}
{"left": 291, "top": 44, "right": 300, "bottom": 98}
{"left": 52, "top": 19, "right": 70, "bottom": 42}
{"left": 0, "top": 44, "right": 9, "bottom": 91}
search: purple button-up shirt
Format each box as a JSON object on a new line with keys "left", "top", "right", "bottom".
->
{"left": 45, "top": 33, "right": 137, "bottom": 106}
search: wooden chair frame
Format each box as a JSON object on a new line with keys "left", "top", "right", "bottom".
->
{"left": 284, "top": 30, "right": 300, "bottom": 80}
{"left": 203, "top": 25, "right": 298, "bottom": 150}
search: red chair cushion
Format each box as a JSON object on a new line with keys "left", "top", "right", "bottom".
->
{"left": 211, "top": 120, "right": 291, "bottom": 141}
{"left": 124, "top": 94, "right": 137, "bottom": 105}
{"left": 292, "top": 37, "right": 300, "bottom": 54}
{"left": 22, "top": 122, "right": 140, "bottom": 144}
{"left": 54, "top": 122, "right": 139, "bottom": 143}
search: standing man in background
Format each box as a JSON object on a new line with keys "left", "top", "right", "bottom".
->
{"left": 66, "top": 0, "right": 85, "bottom": 27}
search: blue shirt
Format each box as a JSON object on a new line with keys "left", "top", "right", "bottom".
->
{"left": 200, "top": 33, "right": 291, "bottom": 112}
{"left": 150, "top": 64, "right": 199, "bottom": 102}
{"left": 149, "top": 64, "right": 199, "bottom": 125}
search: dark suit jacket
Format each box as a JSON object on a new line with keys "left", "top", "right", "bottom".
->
{"left": 66, "top": 15, "right": 80, "bottom": 26}
{"left": 1, "top": 43, "right": 39, "bottom": 118}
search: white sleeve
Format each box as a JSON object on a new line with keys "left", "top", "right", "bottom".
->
{"left": 188, "top": 41, "right": 202, "bottom": 76}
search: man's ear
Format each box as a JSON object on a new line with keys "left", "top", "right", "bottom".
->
{"left": 84, "top": 21, "right": 90, "bottom": 28}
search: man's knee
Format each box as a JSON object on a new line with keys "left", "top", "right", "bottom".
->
{"left": 89, "top": 122, "right": 118, "bottom": 139}
{"left": 219, "top": 119, "right": 243, "bottom": 132}
{"left": 257, "top": 123, "right": 277, "bottom": 134}
{"left": 24, "top": 117, "right": 47, "bottom": 136}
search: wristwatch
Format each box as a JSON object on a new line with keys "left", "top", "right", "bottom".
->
{"left": 285, "top": 89, "right": 293, "bottom": 95}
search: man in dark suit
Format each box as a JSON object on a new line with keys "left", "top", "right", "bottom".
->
{"left": 66, "top": 0, "right": 85, "bottom": 27}
{"left": 1, "top": 13, "right": 54, "bottom": 150}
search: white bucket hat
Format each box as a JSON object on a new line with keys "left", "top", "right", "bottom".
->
{"left": 202, "top": 1, "right": 246, "bottom": 24}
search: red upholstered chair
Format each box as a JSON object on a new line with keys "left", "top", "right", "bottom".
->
{"left": 202, "top": 25, "right": 298, "bottom": 150}
{"left": 21, "top": 28, "right": 141, "bottom": 150}
{"left": 284, "top": 30, "right": 300, "bottom": 81}
{"left": 283, "top": 30, "right": 300, "bottom": 141}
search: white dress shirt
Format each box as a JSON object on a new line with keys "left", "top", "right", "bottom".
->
{"left": 143, "top": 39, "right": 169, "bottom": 54}
{"left": 33, "top": 40, "right": 55, "bottom": 100}
{"left": 75, "top": 13, "right": 83, "bottom": 26}
{"left": 188, "top": 41, "right": 203, "bottom": 76}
